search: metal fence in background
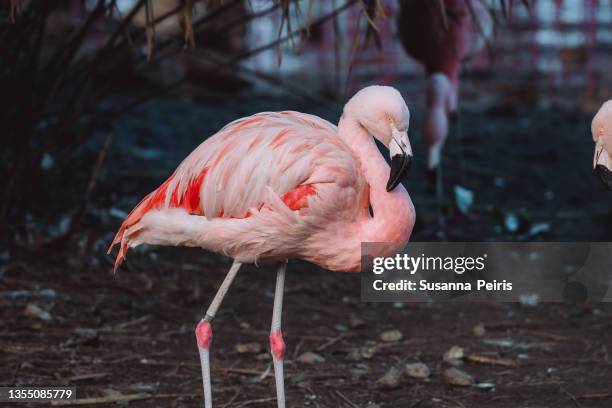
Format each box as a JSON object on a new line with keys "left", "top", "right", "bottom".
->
{"left": 246, "top": 0, "right": 612, "bottom": 94}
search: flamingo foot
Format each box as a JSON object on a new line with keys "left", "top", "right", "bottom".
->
{"left": 196, "top": 319, "right": 213, "bottom": 408}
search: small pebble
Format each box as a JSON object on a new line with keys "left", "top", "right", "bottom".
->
{"left": 334, "top": 324, "right": 348, "bottom": 332}
{"left": 24, "top": 304, "right": 51, "bottom": 322}
{"left": 296, "top": 381, "right": 312, "bottom": 389}
{"left": 493, "top": 177, "right": 505, "bottom": 188}
{"left": 234, "top": 342, "right": 262, "bottom": 354}
{"left": 404, "top": 362, "right": 430, "bottom": 379}
{"left": 379, "top": 329, "right": 403, "bottom": 342}
{"left": 443, "top": 345, "right": 465, "bottom": 365}
{"left": 349, "top": 315, "right": 366, "bottom": 329}
{"left": 473, "top": 323, "right": 486, "bottom": 337}
{"left": 475, "top": 382, "right": 496, "bottom": 390}
{"left": 504, "top": 213, "right": 520, "bottom": 232}
{"left": 348, "top": 347, "right": 378, "bottom": 361}
{"left": 255, "top": 353, "right": 270, "bottom": 361}
{"left": 376, "top": 367, "right": 402, "bottom": 389}
{"left": 454, "top": 185, "right": 474, "bottom": 214}
{"left": 297, "top": 352, "right": 326, "bottom": 364}
{"left": 444, "top": 367, "right": 475, "bottom": 386}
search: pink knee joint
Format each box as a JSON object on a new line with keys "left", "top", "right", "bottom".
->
{"left": 269, "top": 329, "right": 286, "bottom": 360}
{"left": 195, "top": 319, "right": 213, "bottom": 349}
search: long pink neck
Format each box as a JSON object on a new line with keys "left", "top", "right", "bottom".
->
{"left": 337, "top": 116, "right": 415, "bottom": 247}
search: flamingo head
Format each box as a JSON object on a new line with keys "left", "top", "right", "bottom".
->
{"left": 592, "top": 100, "right": 612, "bottom": 191}
{"left": 344, "top": 85, "right": 413, "bottom": 191}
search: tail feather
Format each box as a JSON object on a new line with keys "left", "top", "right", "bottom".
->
{"left": 113, "top": 239, "right": 129, "bottom": 273}
{"left": 107, "top": 191, "right": 157, "bottom": 272}
{"left": 108, "top": 169, "right": 207, "bottom": 272}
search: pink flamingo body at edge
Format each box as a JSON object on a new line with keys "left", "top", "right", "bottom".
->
{"left": 109, "top": 86, "right": 415, "bottom": 408}
{"left": 398, "top": 0, "right": 492, "bottom": 171}
{"left": 592, "top": 100, "right": 612, "bottom": 190}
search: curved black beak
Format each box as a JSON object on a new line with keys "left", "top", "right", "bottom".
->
{"left": 387, "top": 153, "right": 413, "bottom": 192}
{"left": 593, "top": 142, "right": 612, "bottom": 191}
{"left": 594, "top": 165, "right": 612, "bottom": 191}
{"left": 387, "top": 129, "right": 413, "bottom": 192}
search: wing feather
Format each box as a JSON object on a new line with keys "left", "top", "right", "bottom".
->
{"left": 109, "top": 111, "right": 355, "bottom": 261}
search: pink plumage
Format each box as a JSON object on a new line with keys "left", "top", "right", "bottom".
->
{"left": 592, "top": 100, "right": 612, "bottom": 190}
{"left": 108, "top": 86, "right": 415, "bottom": 408}
{"left": 109, "top": 87, "right": 415, "bottom": 273}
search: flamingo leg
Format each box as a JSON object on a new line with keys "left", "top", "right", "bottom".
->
{"left": 427, "top": 164, "right": 446, "bottom": 236}
{"left": 269, "top": 261, "right": 287, "bottom": 408}
{"left": 195, "top": 260, "right": 242, "bottom": 408}
{"left": 435, "top": 164, "right": 446, "bottom": 234}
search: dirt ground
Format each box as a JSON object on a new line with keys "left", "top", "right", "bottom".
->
{"left": 2, "top": 248, "right": 612, "bottom": 408}
{"left": 3, "top": 74, "right": 612, "bottom": 407}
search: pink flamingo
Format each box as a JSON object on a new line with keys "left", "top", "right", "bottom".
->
{"left": 108, "top": 86, "right": 415, "bottom": 408}
{"left": 592, "top": 100, "right": 612, "bottom": 190}
{"left": 397, "top": 0, "right": 492, "bottom": 215}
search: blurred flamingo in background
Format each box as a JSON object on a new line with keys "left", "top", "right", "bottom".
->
{"left": 397, "top": 0, "right": 492, "bottom": 223}
{"left": 108, "top": 86, "right": 415, "bottom": 408}
{"left": 592, "top": 100, "right": 612, "bottom": 190}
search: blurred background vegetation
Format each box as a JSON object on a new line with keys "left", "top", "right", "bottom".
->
{"left": 2, "top": 0, "right": 611, "bottom": 249}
